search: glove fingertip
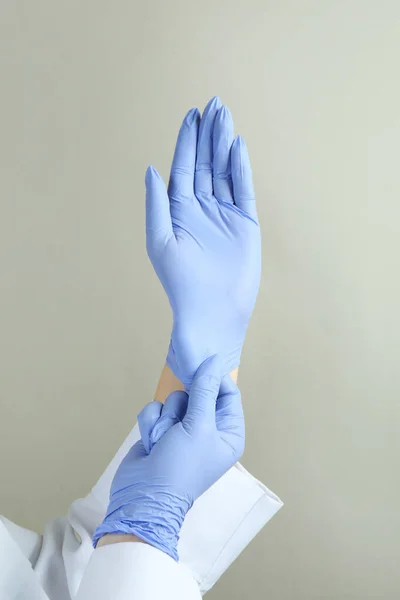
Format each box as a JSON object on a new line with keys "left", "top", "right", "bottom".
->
{"left": 145, "top": 165, "right": 163, "bottom": 186}
{"left": 145, "top": 165, "right": 153, "bottom": 183}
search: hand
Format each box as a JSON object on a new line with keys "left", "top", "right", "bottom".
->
{"left": 92, "top": 356, "right": 245, "bottom": 561}
{"left": 145, "top": 96, "right": 261, "bottom": 388}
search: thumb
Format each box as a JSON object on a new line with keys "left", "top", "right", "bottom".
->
{"left": 137, "top": 400, "right": 163, "bottom": 454}
{"left": 150, "top": 390, "right": 188, "bottom": 446}
{"left": 216, "top": 374, "right": 244, "bottom": 421}
{"left": 183, "top": 355, "right": 222, "bottom": 431}
{"left": 145, "top": 166, "right": 173, "bottom": 253}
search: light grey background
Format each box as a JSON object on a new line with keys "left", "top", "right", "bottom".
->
{"left": 1, "top": 1, "right": 399, "bottom": 598}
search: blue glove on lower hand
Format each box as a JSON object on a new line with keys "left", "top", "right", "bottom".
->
{"left": 145, "top": 96, "right": 261, "bottom": 388}
{"left": 92, "top": 356, "right": 245, "bottom": 561}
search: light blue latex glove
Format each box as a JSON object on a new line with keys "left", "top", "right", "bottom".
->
{"left": 92, "top": 356, "right": 245, "bottom": 561}
{"left": 145, "top": 96, "right": 261, "bottom": 388}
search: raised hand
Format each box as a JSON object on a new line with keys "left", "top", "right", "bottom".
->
{"left": 145, "top": 96, "right": 261, "bottom": 388}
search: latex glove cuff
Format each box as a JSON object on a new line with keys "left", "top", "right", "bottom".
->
{"left": 92, "top": 485, "right": 191, "bottom": 562}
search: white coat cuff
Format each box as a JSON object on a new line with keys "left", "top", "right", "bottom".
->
{"left": 75, "top": 542, "right": 201, "bottom": 600}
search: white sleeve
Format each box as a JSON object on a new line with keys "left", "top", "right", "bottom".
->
{"left": 74, "top": 543, "right": 201, "bottom": 600}
{"left": 64, "top": 424, "right": 283, "bottom": 597}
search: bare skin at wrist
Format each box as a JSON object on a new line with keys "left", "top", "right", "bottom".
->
{"left": 154, "top": 364, "right": 238, "bottom": 403}
{"left": 96, "top": 534, "right": 149, "bottom": 547}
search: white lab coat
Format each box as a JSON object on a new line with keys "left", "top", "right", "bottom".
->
{"left": 0, "top": 423, "right": 282, "bottom": 599}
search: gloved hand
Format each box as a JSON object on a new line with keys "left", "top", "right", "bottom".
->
{"left": 92, "top": 356, "right": 245, "bottom": 561}
{"left": 145, "top": 96, "right": 261, "bottom": 388}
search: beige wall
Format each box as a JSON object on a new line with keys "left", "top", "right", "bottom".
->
{"left": 1, "top": 1, "right": 399, "bottom": 598}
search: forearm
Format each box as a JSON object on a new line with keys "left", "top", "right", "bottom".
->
{"left": 154, "top": 364, "right": 185, "bottom": 402}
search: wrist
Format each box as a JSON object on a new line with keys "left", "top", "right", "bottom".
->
{"left": 92, "top": 487, "right": 192, "bottom": 562}
{"left": 154, "top": 363, "right": 185, "bottom": 403}
{"left": 96, "top": 533, "right": 149, "bottom": 547}
{"left": 167, "top": 321, "right": 244, "bottom": 388}
{"left": 166, "top": 339, "right": 240, "bottom": 389}
{"left": 93, "top": 520, "right": 182, "bottom": 562}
